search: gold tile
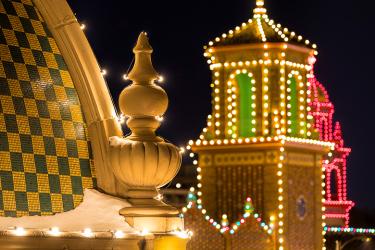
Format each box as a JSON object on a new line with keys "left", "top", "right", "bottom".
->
{"left": 39, "top": 118, "right": 53, "bottom": 137}
{"left": 31, "top": 135, "right": 45, "bottom": 155}
{"left": 31, "top": 20, "right": 46, "bottom": 36}
{"left": 13, "top": 172, "right": 26, "bottom": 192}
{"left": 54, "top": 138, "right": 67, "bottom": 157}
{"left": 20, "top": 47, "right": 36, "bottom": 65}
{"left": 16, "top": 115, "right": 30, "bottom": 134}
{"left": 0, "top": 44, "right": 12, "bottom": 62}
{"left": 14, "top": 63, "right": 30, "bottom": 81}
{"left": 2, "top": 29, "right": 18, "bottom": 47}
{"left": 8, "top": 79, "right": 23, "bottom": 97}
{"left": 12, "top": 2, "right": 28, "bottom": 19}
{"left": 23, "top": 98, "right": 38, "bottom": 117}
{"left": 27, "top": 192, "right": 40, "bottom": 212}
{"left": 0, "top": 151, "right": 12, "bottom": 171}
{"left": 2, "top": 191, "right": 16, "bottom": 211}
{"left": 37, "top": 174, "right": 49, "bottom": 193}
{"left": 8, "top": 15, "right": 24, "bottom": 32}
{"left": 46, "top": 155, "right": 59, "bottom": 175}
{"left": 22, "top": 153, "right": 36, "bottom": 173}
{"left": 7, "top": 133, "right": 21, "bottom": 152}
{"left": 0, "top": 95, "right": 15, "bottom": 114}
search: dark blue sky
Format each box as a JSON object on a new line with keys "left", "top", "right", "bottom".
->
{"left": 67, "top": 0, "right": 375, "bottom": 209}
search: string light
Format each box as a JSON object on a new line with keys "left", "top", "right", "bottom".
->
{"left": 14, "top": 227, "right": 26, "bottom": 236}
{"left": 114, "top": 230, "right": 125, "bottom": 238}
{"left": 157, "top": 75, "right": 164, "bottom": 83}
{"left": 49, "top": 227, "right": 60, "bottom": 236}
{"left": 80, "top": 23, "right": 86, "bottom": 30}
{"left": 82, "top": 228, "right": 93, "bottom": 237}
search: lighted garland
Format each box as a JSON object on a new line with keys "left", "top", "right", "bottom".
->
{"left": 182, "top": 192, "right": 273, "bottom": 236}
{"left": 324, "top": 227, "right": 375, "bottom": 235}
{"left": 181, "top": 147, "right": 274, "bottom": 236}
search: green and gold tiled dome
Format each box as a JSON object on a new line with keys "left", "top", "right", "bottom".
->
{"left": 0, "top": 0, "right": 96, "bottom": 217}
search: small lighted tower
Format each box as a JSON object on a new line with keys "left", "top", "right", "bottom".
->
{"left": 187, "top": 0, "right": 333, "bottom": 249}
{"left": 308, "top": 67, "right": 354, "bottom": 227}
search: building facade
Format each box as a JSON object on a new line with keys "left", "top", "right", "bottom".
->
{"left": 181, "top": 1, "right": 350, "bottom": 249}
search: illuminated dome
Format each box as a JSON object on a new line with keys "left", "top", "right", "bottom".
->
{"left": 0, "top": 0, "right": 95, "bottom": 217}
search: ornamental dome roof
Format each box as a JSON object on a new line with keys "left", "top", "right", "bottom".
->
{"left": 208, "top": 0, "right": 317, "bottom": 51}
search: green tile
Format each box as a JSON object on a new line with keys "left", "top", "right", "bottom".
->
{"left": 44, "top": 84, "right": 56, "bottom": 101}
{"left": 19, "top": 80, "right": 34, "bottom": 98}
{"left": 79, "top": 159, "right": 91, "bottom": 177}
{"left": 42, "top": 22, "right": 52, "bottom": 37}
{"left": 0, "top": 13, "right": 12, "bottom": 29}
{"left": 48, "top": 174, "right": 60, "bottom": 193}
{"left": 28, "top": 117, "right": 42, "bottom": 135}
{"left": 0, "top": 171, "right": 14, "bottom": 190}
{"left": 0, "top": 132, "right": 9, "bottom": 151}
{"left": 15, "top": 31, "right": 30, "bottom": 48}
{"left": 26, "top": 64, "right": 40, "bottom": 81}
{"left": 59, "top": 104, "right": 72, "bottom": 121}
{"left": 43, "top": 136, "right": 56, "bottom": 156}
{"left": 54, "top": 54, "right": 67, "bottom": 70}
{"left": 51, "top": 119, "right": 64, "bottom": 138}
{"left": 2, "top": 61, "right": 18, "bottom": 79}
{"left": 31, "top": 49, "right": 47, "bottom": 67}
{"left": 48, "top": 68, "right": 62, "bottom": 86}
{"left": 1, "top": 1, "right": 16, "bottom": 16}
{"left": 20, "top": 134, "right": 33, "bottom": 153}
{"left": 10, "top": 152, "right": 24, "bottom": 171}
{"left": 4, "top": 211, "right": 16, "bottom": 217}
{"left": 66, "top": 139, "right": 78, "bottom": 158}
{"left": 34, "top": 154, "right": 47, "bottom": 174}
{"left": 62, "top": 194, "right": 73, "bottom": 211}
{"left": 24, "top": 4, "right": 39, "bottom": 20}
{"left": 12, "top": 96, "right": 27, "bottom": 115}
{"left": 4, "top": 114, "right": 19, "bottom": 133}
{"left": 9, "top": 45, "right": 24, "bottom": 63}
{"left": 19, "top": 17, "right": 35, "bottom": 34}
{"left": 0, "top": 191, "right": 4, "bottom": 210}
{"left": 0, "top": 77, "right": 11, "bottom": 95}
{"left": 15, "top": 191, "right": 28, "bottom": 211}
{"left": 35, "top": 100, "right": 50, "bottom": 118}
{"left": 25, "top": 173, "right": 38, "bottom": 192}
{"left": 37, "top": 35, "right": 52, "bottom": 52}
{"left": 71, "top": 176, "right": 83, "bottom": 195}
{"left": 39, "top": 193, "right": 52, "bottom": 212}
{"left": 0, "top": 28, "right": 6, "bottom": 44}
{"left": 65, "top": 87, "right": 79, "bottom": 105}
{"left": 57, "top": 156, "right": 70, "bottom": 175}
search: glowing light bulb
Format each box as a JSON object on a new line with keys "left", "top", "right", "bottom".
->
{"left": 82, "top": 228, "right": 93, "bottom": 237}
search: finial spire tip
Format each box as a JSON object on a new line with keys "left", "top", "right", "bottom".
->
{"left": 254, "top": 0, "right": 267, "bottom": 15}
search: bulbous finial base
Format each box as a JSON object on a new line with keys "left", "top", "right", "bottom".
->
{"left": 109, "top": 32, "right": 183, "bottom": 232}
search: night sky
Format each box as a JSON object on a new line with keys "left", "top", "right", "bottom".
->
{"left": 67, "top": 0, "right": 375, "bottom": 209}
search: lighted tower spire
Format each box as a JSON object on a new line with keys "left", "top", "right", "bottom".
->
{"left": 253, "top": 0, "right": 267, "bottom": 15}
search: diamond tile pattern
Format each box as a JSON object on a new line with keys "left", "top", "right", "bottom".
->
{"left": 0, "top": 0, "right": 96, "bottom": 217}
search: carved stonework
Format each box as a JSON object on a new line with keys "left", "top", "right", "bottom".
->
{"left": 287, "top": 152, "right": 315, "bottom": 167}
{"left": 213, "top": 152, "right": 265, "bottom": 166}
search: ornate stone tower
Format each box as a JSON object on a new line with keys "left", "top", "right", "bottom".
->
{"left": 185, "top": 1, "right": 333, "bottom": 249}
{"left": 309, "top": 72, "right": 354, "bottom": 227}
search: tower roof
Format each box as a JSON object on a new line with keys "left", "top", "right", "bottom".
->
{"left": 207, "top": 0, "right": 317, "bottom": 50}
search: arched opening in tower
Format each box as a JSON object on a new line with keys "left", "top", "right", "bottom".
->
{"left": 235, "top": 73, "right": 255, "bottom": 137}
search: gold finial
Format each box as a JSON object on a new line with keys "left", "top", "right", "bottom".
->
{"left": 119, "top": 32, "right": 168, "bottom": 142}
{"left": 110, "top": 32, "right": 182, "bottom": 224}
{"left": 254, "top": 0, "right": 267, "bottom": 15}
